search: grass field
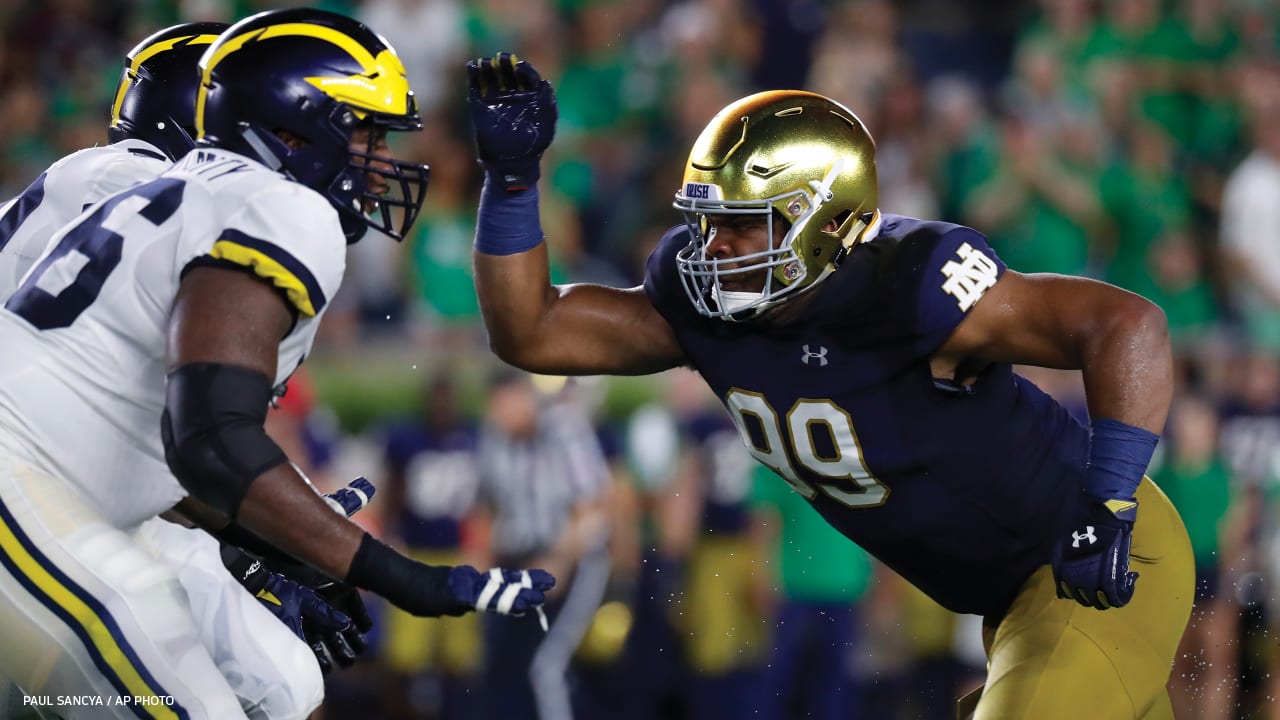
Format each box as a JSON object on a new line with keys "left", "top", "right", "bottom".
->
{"left": 305, "top": 345, "right": 668, "bottom": 433}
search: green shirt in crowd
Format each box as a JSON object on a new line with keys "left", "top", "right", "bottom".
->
{"left": 750, "top": 463, "right": 873, "bottom": 603}
{"left": 1152, "top": 456, "right": 1232, "bottom": 567}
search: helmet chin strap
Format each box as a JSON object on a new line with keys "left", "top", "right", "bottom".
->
{"left": 714, "top": 288, "right": 763, "bottom": 315}
{"left": 239, "top": 125, "right": 283, "bottom": 171}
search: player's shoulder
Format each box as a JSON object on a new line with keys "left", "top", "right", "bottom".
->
{"left": 642, "top": 224, "right": 693, "bottom": 313}
{"left": 644, "top": 224, "right": 689, "bottom": 277}
{"left": 45, "top": 141, "right": 169, "bottom": 201}
{"left": 171, "top": 147, "right": 346, "bottom": 318}
{"left": 172, "top": 147, "right": 341, "bottom": 239}
{"left": 874, "top": 213, "right": 1005, "bottom": 342}
{"left": 804, "top": 213, "right": 1004, "bottom": 343}
{"left": 651, "top": 223, "right": 691, "bottom": 257}
{"left": 862, "top": 214, "right": 1000, "bottom": 286}
{"left": 172, "top": 147, "right": 324, "bottom": 198}
{"left": 875, "top": 214, "right": 987, "bottom": 258}
{"left": 51, "top": 139, "right": 164, "bottom": 167}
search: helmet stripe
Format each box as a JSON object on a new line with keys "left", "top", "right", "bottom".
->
{"left": 302, "top": 49, "right": 410, "bottom": 117}
{"left": 197, "top": 23, "right": 410, "bottom": 138}
{"left": 109, "top": 32, "right": 221, "bottom": 127}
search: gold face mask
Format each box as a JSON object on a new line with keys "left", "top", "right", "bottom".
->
{"left": 674, "top": 90, "right": 881, "bottom": 320}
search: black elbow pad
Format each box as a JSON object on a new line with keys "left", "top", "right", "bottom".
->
{"left": 162, "top": 363, "right": 288, "bottom": 518}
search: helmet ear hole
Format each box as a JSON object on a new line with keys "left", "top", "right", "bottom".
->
{"left": 275, "top": 130, "right": 306, "bottom": 151}
{"left": 825, "top": 209, "right": 854, "bottom": 236}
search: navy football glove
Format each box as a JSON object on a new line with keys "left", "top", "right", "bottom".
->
{"left": 221, "top": 477, "right": 379, "bottom": 672}
{"left": 1051, "top": 494, "right": 1139, "bottom": 610}
{"left": 305, "top": 580, "right": 372, "bottom": 673}
{"left": 254, "top": 562, "right": 373, "bottom": 672}
{"left": 301, "top": 476, "right": 376, "bottom": 671}
{"left": 254, "top": 571, "right": 355, "bottom": 671}
{"left": 223, "top": 548, "right": 359, "bottom": 674}
{"left": 449, "top": 566, "right": 555, "bottom": 619}
{"left": 466, "top": 52, "right": 557, "bottom": 191}
{"left": 323, "top": 476, "right": 375, "bottom": 517}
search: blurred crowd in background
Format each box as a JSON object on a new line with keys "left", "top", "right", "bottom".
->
{"left": 3, "top": 0, "right": 1280, "bottom": 718}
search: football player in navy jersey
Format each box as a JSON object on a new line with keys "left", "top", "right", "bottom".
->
{"left": 465, "top": 53, "right": 1194, "bottom": 719}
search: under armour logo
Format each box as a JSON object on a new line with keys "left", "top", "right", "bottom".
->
{"left": 1071, "top": 526, "right": 1097, "bottom": 548}
{"left": 801, "top": 345, "right": 829, "bottom": 366}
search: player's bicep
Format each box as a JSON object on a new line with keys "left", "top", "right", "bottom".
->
{"left": 167, "top": 264, "right": 294, "bottom": 378}
{"left": 940, "top": 270, "right": 1144, "bottom": 370}
{"left": 550, "top": 284, "right": 686, "bottom": 375}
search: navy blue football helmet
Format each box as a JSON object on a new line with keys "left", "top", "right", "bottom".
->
{"left": 195, "top": 8, "right": 430, "bottom": 243}
{"left": 108, "top": 22, "right": 229, "bottom": 161}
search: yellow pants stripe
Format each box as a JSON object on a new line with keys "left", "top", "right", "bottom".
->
{"left": 0, "top": 498, "right": 185, "bottom": 719}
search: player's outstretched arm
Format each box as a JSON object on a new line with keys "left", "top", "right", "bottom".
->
{"left": 937, "top": 269, "right": 1171, "bottom": 434}
{"left": 164, "top": 266, "right": 554, "bottom": 619}
{"left": 467, "top": 53, "right": 684, "bottom": 376}
{"left": 937, "top": 267, "right": 1171, "bottom": 610}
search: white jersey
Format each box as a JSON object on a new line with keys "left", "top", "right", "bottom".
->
{"left": 0, "top": 147, "right": 346, "bottom": 529}
{"left": 0, "top": 139, "right": 170, "bottom": 293}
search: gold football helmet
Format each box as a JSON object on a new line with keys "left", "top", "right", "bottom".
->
{"left": 674, "top": 90, "right": 880, "bottom": 320}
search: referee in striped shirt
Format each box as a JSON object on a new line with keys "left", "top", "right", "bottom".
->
{"left": 474, "top": 369, "right": 611, "bottom": 720}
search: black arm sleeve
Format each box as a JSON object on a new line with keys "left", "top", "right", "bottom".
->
{"left": 220, "top": 542, "right": 271, "bottom": 594}
{"left": 162, "top": 362, "right": 288, "bottom": 518}
{"left": 346, "top": 533, "right": 471, "bottom": 617}
{"left": 214, "top": 521, "right": 310, "bottom": 568}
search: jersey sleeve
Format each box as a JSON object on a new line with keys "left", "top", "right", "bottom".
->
{"left": 0, "top": 153, "right": 100, "bottom": 292}
{"left": 0, "top": 173, "right": 54, "bottom": 293}
{"left": 905, "top": 225, "right": 1006, "bottom": 355}
{"left": 204, "top": 184, "right": 345, "bottom": 318}
{"left": 0, "top": 147, "right": 167, "bottom": 295}
{"left": 642, "top": 225, "right": 696, "bottom": 327}
{"left": 83, "top": 146, "right": 169, "bottom": 203}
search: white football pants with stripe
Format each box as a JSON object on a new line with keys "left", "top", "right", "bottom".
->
{"left": 0, "top": 457, "right": 322, "bottom": 719}
{"left": 137, "top": 519, "right": 324, "bottom": 720}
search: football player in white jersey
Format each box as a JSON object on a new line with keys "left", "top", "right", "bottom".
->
{"left": 0, "top": 9, "right": 553, "bottom": 718}
{"left": 0, "top": 23, "right": 367, "bottom": 720}
{"left": 0, "top": 23, "right": 222, "bottom": 291}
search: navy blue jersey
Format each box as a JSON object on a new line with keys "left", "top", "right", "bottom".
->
{"left": 685, "top": 410, "right": 753, "bottom": 534}
{"left": 382, "top": 421, "right": 480, "bottom": 548}
{"left": 644, "top": 214, "right": 1089, "bottom": 618}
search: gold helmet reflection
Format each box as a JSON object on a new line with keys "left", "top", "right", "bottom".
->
{"left": 673, "top": 90, "right": 880, "bottom": 320}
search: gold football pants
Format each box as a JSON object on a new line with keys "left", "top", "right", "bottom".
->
{"left": 974, "top": 477, "right": 1193, "bottom": 719}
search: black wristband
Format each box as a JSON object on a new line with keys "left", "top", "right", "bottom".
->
{"left": 220, "top": 543, "right": 269, "bottom": 594}
{"left": 214, "top": 523, "right": 340, "bottom": 588}
{"left": 345, "top": 533, "right": 469, "bottom": 617}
